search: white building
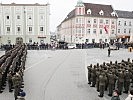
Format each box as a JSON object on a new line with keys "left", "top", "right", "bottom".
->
{"left": 57, "top": 0, "right": 117, "bottom": 44}
{"left": 115, "top": 10, "right": 133, "bottom": 43}
{"left": 0, "top": 3, "right": 50, "bottom": 44}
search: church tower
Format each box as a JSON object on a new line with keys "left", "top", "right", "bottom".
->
{"left": 75, "top": 0, "right": 85, "bottom": 15}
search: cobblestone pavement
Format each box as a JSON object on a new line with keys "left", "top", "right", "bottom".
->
{"left": 0, "top": 48, "right": 132, "bottom": 100}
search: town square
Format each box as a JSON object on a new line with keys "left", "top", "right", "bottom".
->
{"left": 0, "top": 0, "right": 133, "bottom": 100}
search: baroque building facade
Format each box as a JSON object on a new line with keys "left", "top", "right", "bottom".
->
{"left": 115, "top": 10, "right": 133, "bottom": 43}
{"left": 57, "top": 0, "right": 117, "bottom": 44}
{"left": 0, "top": 3, "right": 50, "bottom": 44}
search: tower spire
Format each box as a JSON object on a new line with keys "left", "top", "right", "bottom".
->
{"left": 76, "top": 0, "right": 84, "bottom": 7}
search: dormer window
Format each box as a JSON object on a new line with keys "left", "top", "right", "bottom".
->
{"left": 87, "top": 9, "right": 91, "bottom": 15}
{"left": 111, "top": 11, "right": 115, "bottom": 16}
{"left": 99, "top": 10, "right": 104, "bottom": 15}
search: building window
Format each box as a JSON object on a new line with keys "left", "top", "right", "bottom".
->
{"left": 106, "top": 20, "right": 109, "bottom": 24}
{"left": 87, "top": 9, "right": 91, "bottom": 14}
{"left": 112, "top": 20, "right": 115, "bottom": 24}
{"left": 87, "top": 20, "right": 91, "bottom": 23}
{"left": 86, "top": 39, "right": 89, "bottom": 42}
{"left": 100, "top": 19, "right": 103, "bottom": 24}
{"left": 17, "top": 27, "right": 20, "bottom": 32}
{"left": 99, "top": 10, "right": 104, "bottom": 15}
{"left": 29, "top": 15, "right": 32, "bottom": 19}
{"left": 99, "top": 39, "right": 102, "bottom": 42}
{"left": 17, "top": 15, "right": 20, "bottom": 19}
{"left": 79, "top": 18, "right": 81, "bottom": 23}
{"left": 41, "top": 16, "right": 43, "bottom": 19}
{"left": 29, "top": 38, "right": 32, "bottom": 43}
{"left": 93, "top": 29, "right": 96, "bottom": 34}
{"left": 111, "top": 30, "right": 114, "bottom": 34}
{"left": 7, "top": 16, "right": 9, "bottom": 19}
{"left": 82, "top": 28, "right": 84, "bottom": 33}
{"left": 40, "top": 27, "right": 44, "bottom": 31}
{"left": 129, "top": 21, "right": 132, "bottom": 26}
{"left": 87, "top": 29, "right": 90, "bottom": 34}
{"left": 78, "top": 28, "right": 81, "bottom": 33}
{"left": 7, "top": 27, "right": 10, "bottom": 32}
{"left": 124, "top": 21, "right": 127, "bottom": 26}
{"left": 129, "top": 29, "right": 131, "bottom": 34}
{"left": 79, "top": 8, "right": 81, "bottom": 15}
{"left": 94, "top": 19, "right": 97, "bottom": 23}
{"left": 124, "top": 29, "right": 126, "bottom": 33}
{"left": 118, "top": 29, "right": 120, "bottom": 33}
{"left": 76, "top": 18, "right": 78, "bottom": 23}
{"left": 29, "top": 27, "right": 32, "bottom": 32}
{"left": 92, "top": 39, "right": 95, "bottom": 43}
{"left": 100, "top": 29, "right": 102, "bottom": 34}
{"left": 118, "top": 21, "right": 121, "bottom": 25}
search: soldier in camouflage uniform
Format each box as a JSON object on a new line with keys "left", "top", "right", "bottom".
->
{"left": 12, "top": 73, "right": 22, "bottom": 100}
{"left": 108, "top": 71, "right": 117, "bottom": 96}
{"left": 7, "top": 71, "right": 13, "bottom": 92}
{"left": 0, "top": 67, "right": 3, "bottom": 93}
{"left": 117, "top": 69, "right": 124, "bottom": 95}
{"left": 87, "top": 64, "right": 92, "bottom": 84}
{"left": 123, "top": 68, "right": 132, "bottom": 94}
{"left": 90, "top": 65, "right": 96, "bottom": 87}
{"left": 98, "top": 72, "right": 107, "bottom": 97}
{"left": 96, "top": 64, "right": 101, "bottom": 92}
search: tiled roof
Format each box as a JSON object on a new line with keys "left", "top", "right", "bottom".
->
{"left": 63, "top": 9, "right": 76, "bottom": 22}
{"left": 115, "top": 10, "right": 133, "bottom": 18}
{"left": 84, "top": 3, "right": 117, "bottom": 18}
{"left": 63, "top": 3, "right": 117, "bottom": 22}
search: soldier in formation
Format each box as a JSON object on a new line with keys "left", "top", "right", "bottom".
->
{"left": 0, "top": 44, "right": 27, "bottom": 100}
{"left": 87, "top": 58, "right": 133, "bottom": 97}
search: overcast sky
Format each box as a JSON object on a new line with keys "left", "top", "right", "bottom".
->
{"left": 1, "top": 0, "right": 133, "bottom": 32}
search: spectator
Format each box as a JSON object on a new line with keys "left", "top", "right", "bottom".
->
{"left": 125, "top": 90, "right": 133, "bottom": 100}
{"left": 111, "top": 90, "right": 120, "bottom": 100}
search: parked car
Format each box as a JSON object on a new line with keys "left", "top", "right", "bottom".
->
{"left": 109, "top": 45, "right": 117, "bottom": 50}
{"left": 67, "top": 43, "right": 77, "bottom": 49}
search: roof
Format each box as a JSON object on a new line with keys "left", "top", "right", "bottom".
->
{"left": 0, "top": 3, "right": 48, "bottom": 6}
{"left": 63, "top": 9, "right": 76, "bottom": 22}
{"left": 115, "top": 10, "right": 133, "bottom": 18}
{"left": 84, "top": 3, "right": 116, "bottom": 18}
{"left": 63, "top": 3, "right": 117, "bottom": 22}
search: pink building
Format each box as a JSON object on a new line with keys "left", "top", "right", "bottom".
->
{"left": 57, "top": 0, "right": 117, "bottom": 44}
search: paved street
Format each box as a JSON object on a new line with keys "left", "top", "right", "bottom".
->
{"left": 0, "top": 48, "right": 133, "bottom": 100}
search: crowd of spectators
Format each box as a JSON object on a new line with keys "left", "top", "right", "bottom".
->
{"left": 0, "top": 41, "right": 133, "bottom": 51}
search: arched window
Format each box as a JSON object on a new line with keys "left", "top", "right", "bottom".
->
{"left": 99, "top": 10, "right": 104, "bottom": 15}
{"left": 87, "top": 9, "right": 91, "bottom": 15}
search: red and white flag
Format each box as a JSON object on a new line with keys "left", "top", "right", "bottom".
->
{"left": 104, "top": 25, "right": 108, "bottom": 33}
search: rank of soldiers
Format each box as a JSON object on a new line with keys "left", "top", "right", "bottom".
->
{"left": 87, "top": 58, "right": 133, "bottom": 97}
{"left": 0, "top": 43, "right": 27, "bottom": 100}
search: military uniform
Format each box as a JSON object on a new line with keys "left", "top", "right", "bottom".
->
{"left": 98, "top": 72, "right": 107, "bottom": 97}
{"left": 12, "top": 73, "right": 22, "bottom": 100}
{"left": 117, "top": 70, "right": 124, "bottom": 95}
{"left": 0, "top": 70, "right": 2, "bottom": 93}
{"left": 108, "top": 72, "right": 117, "bottom": 96}
{"left": 123, "top": 70, "right": 132, "bottom": 93}
{"left": 87, "top": 64, "right": 92, "bottom": 84}
{"left": 90, "top": 65, "right": 96, "bottom": 87}
{"left": 96, "top": 67, "right": 100, "bottom": 92}
{"left": 7, "top": 72, "right": 13, "bottom": 92}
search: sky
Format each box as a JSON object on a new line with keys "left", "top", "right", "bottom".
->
{"left": 1, "top": 0, "right": 133, "bottom": 32}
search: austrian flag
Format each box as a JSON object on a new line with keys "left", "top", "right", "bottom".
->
{"left": 104, "top": 25, "right": 108, "bottom": 33}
